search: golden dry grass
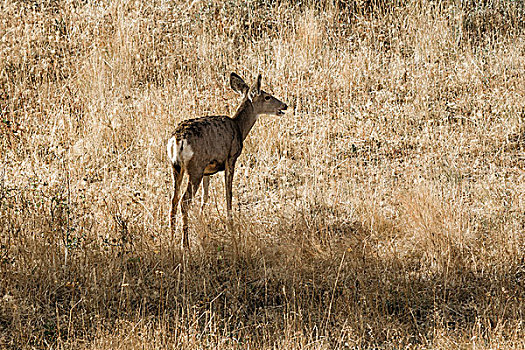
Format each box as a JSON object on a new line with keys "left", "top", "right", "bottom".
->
{"left": 1, "top": 0, "right": 524, "bottom": 348}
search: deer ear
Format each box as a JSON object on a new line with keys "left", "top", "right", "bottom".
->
{"left": 248, "top": 74, "right": 262, "bottom": 100}
{"left": 230, "top": 73, "right": 249, "bottom": 95}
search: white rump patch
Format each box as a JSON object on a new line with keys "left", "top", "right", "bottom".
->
{"left": 167, "top": 137, "right": 177, "bottom": 163}
{"left": 167, "top": 137, "right": 193, "bottom": 164}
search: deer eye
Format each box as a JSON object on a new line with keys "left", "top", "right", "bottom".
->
{"left": 264, "top": 96, "right": 270, "bottom": 101}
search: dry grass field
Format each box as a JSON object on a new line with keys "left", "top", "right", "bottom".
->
{"left": 1, "top": 0, "right": 524, "bottom": 348}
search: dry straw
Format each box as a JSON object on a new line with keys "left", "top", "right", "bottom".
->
{"left": 1, "top": 0, "right": 524, "bottom": 348}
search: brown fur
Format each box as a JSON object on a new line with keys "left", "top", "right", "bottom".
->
{"left": 168, "top": 73, "right": 287, "bottom": 249}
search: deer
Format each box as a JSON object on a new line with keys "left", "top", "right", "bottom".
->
{"left": 167, "top": 73, "right": 288, "bottom": 249}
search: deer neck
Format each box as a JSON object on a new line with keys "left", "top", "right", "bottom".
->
{"left": 232, "top": 99, "right": 259, "bottom": 141}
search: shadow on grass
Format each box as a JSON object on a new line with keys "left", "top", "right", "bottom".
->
{"left": 1, "top": 216, "right": 524, "bottom": 348}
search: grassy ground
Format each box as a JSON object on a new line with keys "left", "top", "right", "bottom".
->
{"left": 1, "top": 0, "right": 524, "bottom": 348}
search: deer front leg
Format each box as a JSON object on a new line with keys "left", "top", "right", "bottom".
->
{"left": 200, "top": 175, "right": 210, "bottom": 213}
{"left": 224, "top": 159, "right": 238, "bottom": 256}
{"left": 180, "top": 171, "right": 203, "bottom": 250}
{"left": 224, "top": 160, "right": 236, "bottom": 224}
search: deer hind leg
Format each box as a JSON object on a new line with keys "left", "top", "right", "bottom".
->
{"left": 170, "top": 163, "right": 184, "bottom": 239}
{"left": 180, "top": 170, "right": 203, "bottom": 249}
{"left": 200, "top": 175, "right": 210, "bottom": 213}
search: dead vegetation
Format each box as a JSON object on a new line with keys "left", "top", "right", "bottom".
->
{"left": 1, "top": 0, "right": 524, "bottom": 348}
